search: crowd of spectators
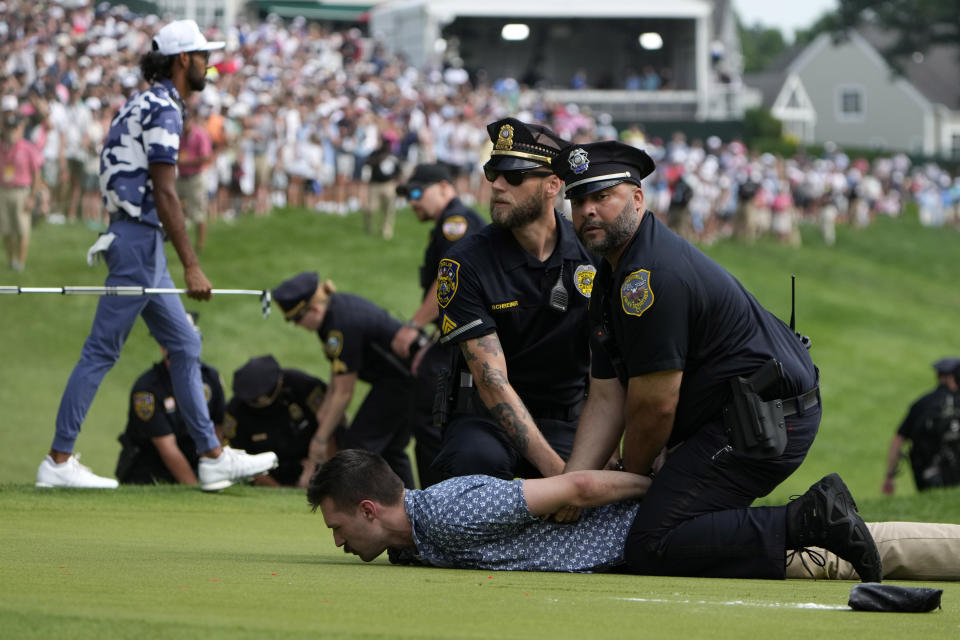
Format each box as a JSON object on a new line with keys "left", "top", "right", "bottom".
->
{"left": 2, "top": 0, "right": 958, "bottom": 270}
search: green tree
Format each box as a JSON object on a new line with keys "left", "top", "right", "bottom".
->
{"left": 737, "top": 17, "right": 788, "bottom": 73}
{"left": 794, "top": 11, "right": 843, "bottom": 47}
{"left": 835, "top": 0, "right": 960, "bottom": 70}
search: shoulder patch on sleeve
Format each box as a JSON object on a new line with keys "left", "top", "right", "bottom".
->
{"left": 133, "top": 391, "right": 155, "bottom": 421}
{"left": 442, "top": 215, "right": 469, "bottom": 241}
{"left": 222, "top": 413, "right": 237, "bottom": 440}
{"left": 306, "top": 386, "right": 325, "bottom": 412}
{"left": 436, "top": 258, "right": 460, "bottom": 309}
{"left": 324, "top": 330, "right": 344, "bottom": 359}
{"left": 620, "top": 269, "right": 654, "bottom": 317}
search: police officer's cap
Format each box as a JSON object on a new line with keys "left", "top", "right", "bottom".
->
{"left": 272, "top": 271, "right": 318, "bottom": 322}
{"left": 396, "top": 163, "right": 451, "bottom": 197}
{"left": 933, "top": 357, "right": 960, "bottom": 375}
{"left": 233, "top": 355, "right": 282, "bottom": 405}
{"left": 485, "top": 117, "right": 570, "bottom": 172}
{"left": 553, "top": 140, "right": 656, "bottom": 199}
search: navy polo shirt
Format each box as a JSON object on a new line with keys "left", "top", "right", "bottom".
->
{"left": 437, "top": 211, "right": 598, "bottom": 410}
{"left": 419, "top": 197, "right": 487, "bottom": 296}
{"left": 317, "top": 293, "right": 405, "bottom": 382}
{"left": 590, "top": 211, "right": 817, "bottom": 445}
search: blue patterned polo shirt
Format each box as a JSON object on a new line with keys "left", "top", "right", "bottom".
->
{"left": 99, "top": 79, "right": 183, "bottom": 227}
{"left": 389, "top": 475, "right": 639, "bottom": 572}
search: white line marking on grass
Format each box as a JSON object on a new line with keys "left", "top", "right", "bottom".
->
{"left": 616, "top": 597, "right": 849, "bottom": 611}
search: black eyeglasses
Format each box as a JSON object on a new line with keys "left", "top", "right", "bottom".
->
{"left": 408, "top": 187, "right": 423, "bottom": 201}
{"left": 484, "top": 167, "right": 553, "bottom": 186}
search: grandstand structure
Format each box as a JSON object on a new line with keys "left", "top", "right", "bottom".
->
{"left": 368, "top": 0, "right": 755, "bottom": 123}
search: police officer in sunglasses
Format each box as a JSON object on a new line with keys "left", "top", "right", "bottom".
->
{"left": 430, "top": 118, "right": 599, "bottom": 482}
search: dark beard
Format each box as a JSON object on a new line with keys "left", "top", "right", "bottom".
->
{"left": 490, "top": 184, "right": 546, "bottom": 229}
{"left": 187, "top": 62, "right": 207, "bottom": 92}
{"left": 577, "top": 198, "right": 638, "bottom": 255}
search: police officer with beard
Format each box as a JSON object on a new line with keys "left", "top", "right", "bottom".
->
{"left": 430, "top": 118, "right": 598, "bottom": 481}
{"left": 552, "top": 140, "right": 879, "bottom": 582}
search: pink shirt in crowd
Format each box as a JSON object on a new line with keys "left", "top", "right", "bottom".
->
{"left": 0, "top": 138, "right": 42, "bottom": 188}
{"left": 177, "top": 126, "right": 213, "bottom": 179}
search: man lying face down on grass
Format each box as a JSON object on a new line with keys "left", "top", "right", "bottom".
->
{"left": 309, "top": 450, "right": 960, "bottom": 581}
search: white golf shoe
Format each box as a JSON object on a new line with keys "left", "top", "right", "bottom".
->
{"left": 36, "top": 454, "right": 119, "bottom": 489}
{"left": 198, "top": 446, "right": 278, "bottom": 492}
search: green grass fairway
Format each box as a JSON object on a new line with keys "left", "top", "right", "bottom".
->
{"left": 1, "top": 205, "right": 958, "bottom": 502}
{"left": 1, "top": 486, "right": 958, "bottom": 640}
{"left": 1, "top": 207, "right": 959, "bottom": 637}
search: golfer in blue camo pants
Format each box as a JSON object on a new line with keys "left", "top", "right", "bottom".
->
{"left": 37, "top": 20, "right": 278, "bottom": 490}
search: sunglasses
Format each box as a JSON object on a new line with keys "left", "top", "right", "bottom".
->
{"left": 408, "top": 187, "right": 424, "bottom": 201}
{"left": 484, "top": 167, "right": 553, "bottom": 186}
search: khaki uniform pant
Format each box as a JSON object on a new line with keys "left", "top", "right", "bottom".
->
{"left": 786, "top": 521, "right": 960, "bottom": 581}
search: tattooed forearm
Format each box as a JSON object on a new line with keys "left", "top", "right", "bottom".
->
{"left": 490, "top": 402, "right": 532, "bottom": 454}
{"left": 479, "top": 361, "right": 509, "bottom": 391}
{"left": 460, "top": 342, "right": 478, "bottom": 363}
{"left": 475, "top": 334, "right": 502, "bottom": 357}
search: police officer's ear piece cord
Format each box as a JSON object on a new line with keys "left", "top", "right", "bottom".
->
{"left": 549, "top": 264, "right": 568, "bottom": 313}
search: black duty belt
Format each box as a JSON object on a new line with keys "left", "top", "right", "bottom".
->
{"left": 781, "top": 386, "right": 820, "bottom": 417}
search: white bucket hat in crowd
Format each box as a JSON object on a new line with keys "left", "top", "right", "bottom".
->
{"left": 152, "top": 20, "right": 225, "bottom": 56}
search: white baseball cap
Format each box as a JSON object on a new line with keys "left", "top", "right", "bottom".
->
{"left": 152, "top": 20, "right": 225, "bottom": 56}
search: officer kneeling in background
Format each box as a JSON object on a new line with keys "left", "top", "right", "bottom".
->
{"left": 223, "top": 354, "right": 345, "bottom": 487}
{"left": 883, "top": 357, "right": 960, "bottom": 494}
{"left": 116, "top": 312, "right": 226, "bottom": 485}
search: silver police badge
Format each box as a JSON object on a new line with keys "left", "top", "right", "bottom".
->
{"left": 620, "top": 269, "right": 654, "bottom": 317}
{"left": 574, "top": 264, "right": 597, "bottom": 298}
{"left": 568, "top": 147, "right": 590, "bottom": 175}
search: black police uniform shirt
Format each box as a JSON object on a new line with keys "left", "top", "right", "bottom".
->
{"left": 319, "top": 292, "right": 406, "bottom": 381}
{"left": 590, "top": 211, "right": 817, "bottom": 446}
{"left": 119, "top": 361, "right": 225, "bottom": 482}
{"left": 420, "top": 198, "right": 486, "bottom": 298}
{"left": 897, "top": 384, "right": 958, "bottom": 441}
{"left": 437, "top": 211, "right": 597, "bottom": 411}
{"left": 223, "top": 369, "right": 326, "bottom": 486}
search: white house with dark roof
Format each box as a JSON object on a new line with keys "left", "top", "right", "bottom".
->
{"left": 746, "top": 29, "right": 960, "bottom": 158}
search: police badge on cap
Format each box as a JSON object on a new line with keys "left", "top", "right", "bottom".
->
{"left": 553, "top": 141, "right": 656, "bottom": 199}
{"left": 485, "top": 117, "right": 570, "bottom": 172}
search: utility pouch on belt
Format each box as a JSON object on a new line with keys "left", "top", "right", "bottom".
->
{"left": 722, "top": 359, "right": 787, "bottom": 459}
{"left": 114, "top": 432, "right": 140, "bottom": 481}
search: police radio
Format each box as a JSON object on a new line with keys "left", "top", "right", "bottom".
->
{"left": 790, "top": 275, "right": 812, "bottom": 350}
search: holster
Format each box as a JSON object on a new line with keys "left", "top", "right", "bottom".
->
{"left": 432, "top": 346, "right": 463, "bottom": 430}
{"left": 721, "top": 359, "right": 787, "bottom": 459}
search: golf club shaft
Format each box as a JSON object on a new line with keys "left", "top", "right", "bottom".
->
{"left": 0, "top": 286, "right": 265, "bottom": 295}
